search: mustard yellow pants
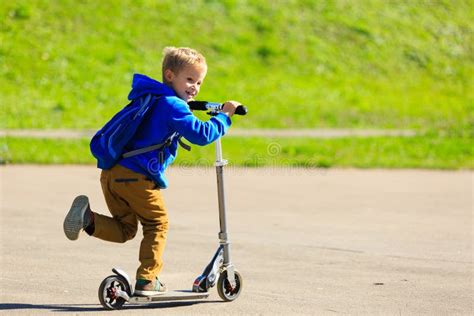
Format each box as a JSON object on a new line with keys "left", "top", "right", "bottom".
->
{"left": 93, "top": 164, "right": 168, "bottom": 281}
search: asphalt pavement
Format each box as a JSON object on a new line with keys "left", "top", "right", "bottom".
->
{"left": 1, "top": 166, "right": 472, "bottom": 315}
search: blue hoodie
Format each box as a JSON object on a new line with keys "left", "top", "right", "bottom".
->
{"left": 118, "top": 74, "right": 231, "bottom": 189}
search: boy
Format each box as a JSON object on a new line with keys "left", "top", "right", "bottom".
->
{"left": 63, "top": 47, "right": 240, "bottom": 296}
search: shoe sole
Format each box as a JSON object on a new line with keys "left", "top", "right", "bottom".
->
{"left": 63, "top": 195, "right": 89, "bottom": 240}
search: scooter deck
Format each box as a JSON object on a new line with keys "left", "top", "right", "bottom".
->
{"left": 130, "top": 290, "right": 209, "bottom": 303}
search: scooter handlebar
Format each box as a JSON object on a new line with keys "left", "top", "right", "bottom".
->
{"left": 234, "top": 105, "right": 248, "bottom": 115}
{"left": 188, "top": 101, "right": 248, "bottom": 116}
{"left": 187, "top": 101, "right": 209, "bottom": 111}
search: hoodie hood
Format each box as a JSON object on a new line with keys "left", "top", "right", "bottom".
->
{"left": 127, "top": 73, "right": 176, "bottom": 100}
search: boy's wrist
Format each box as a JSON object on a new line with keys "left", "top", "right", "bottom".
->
{"left": 215, "top": 112, "right": 232, "bottom": 126}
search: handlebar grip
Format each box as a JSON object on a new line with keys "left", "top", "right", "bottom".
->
{"left": 235, "top": 105, "right": 248, "bottom": 116}
{"left": 187, "top": 101, "right": 208, "bottom": 111}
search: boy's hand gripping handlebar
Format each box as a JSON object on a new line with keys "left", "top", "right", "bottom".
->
{"left": 188, "top": 101, "right": 248, "bottom": 116}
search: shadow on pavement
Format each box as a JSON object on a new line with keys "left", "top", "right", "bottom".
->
{"left": 0, "top": 304, "right": 103, "bottom": 313}
{"left": 0, "top": 300, "right": 221, "bottom": 312}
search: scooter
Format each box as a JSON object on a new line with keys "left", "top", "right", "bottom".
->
{"left": 98, "top": 101, "right": 247, "bottom": 310}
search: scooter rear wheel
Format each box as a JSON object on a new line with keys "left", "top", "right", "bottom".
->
{"left": 98, "top": 275, "right": 130, "bottom": 310}
{"left": 217, "top": 269, "right": 243, "bottom": 301}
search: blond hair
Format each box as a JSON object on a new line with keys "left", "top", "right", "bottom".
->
{"left": 162, "top": 47, "right": 206, "bottom": 83}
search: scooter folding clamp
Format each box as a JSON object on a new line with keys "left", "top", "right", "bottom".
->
{"left": 215, "top": 159, "right": 228, "bottom": 167}
{"left": 218, "top": 232, "right": 228, "bottom": 241}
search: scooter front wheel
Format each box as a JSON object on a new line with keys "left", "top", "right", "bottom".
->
{"left": 217, "top": 269, "right": 243, "bottom": 302}
{"left": 98, "top": 275, "right": 130, "bottom": 310}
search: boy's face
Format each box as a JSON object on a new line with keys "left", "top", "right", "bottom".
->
{"left": 165, "top": 63, "right": 207, "bottom": 102}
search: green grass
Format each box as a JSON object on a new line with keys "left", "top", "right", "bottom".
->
{"left": 3, "top": 136, "right": 472, "bottom": 169}
{"left": 1, "top": 0, "right": 473, "bottom": 133}
{"left": 2, "top": 1, "right": 472, "bottom": 169}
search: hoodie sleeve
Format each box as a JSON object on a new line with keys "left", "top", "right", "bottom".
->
{"left": 165, "top": 97, "right": 232, "bottom": 146}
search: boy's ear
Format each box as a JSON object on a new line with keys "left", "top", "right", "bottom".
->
{"left": 164, "top": 69, "right": 174, "bottom": 83}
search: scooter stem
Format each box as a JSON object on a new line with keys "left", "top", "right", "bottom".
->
{"left": 215, "top": 138, "right": 231, "bottom": 266}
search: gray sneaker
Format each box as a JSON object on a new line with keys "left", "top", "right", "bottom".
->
{"left": 63, "top": 195, "right": 92, "bottom": 240}
{"left": 134, "top": 278, "right": 167, "bottom": 296}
